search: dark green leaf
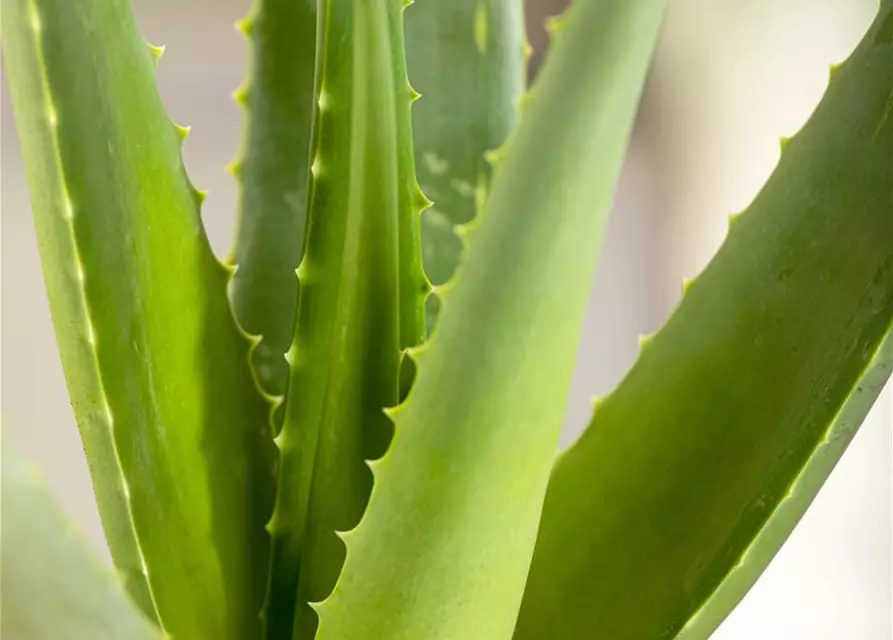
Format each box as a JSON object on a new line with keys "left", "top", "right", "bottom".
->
{"left": 515, "top": 5, "right": 893, "bottom": 637}
{"left": 2, "top": 1, "right": 277, "bottom": 636}
{"left": 262, "top": 1, "right": 426, "bottom": 637}
{"left": 229, "top": 0, "right": 317, "bottom": 403}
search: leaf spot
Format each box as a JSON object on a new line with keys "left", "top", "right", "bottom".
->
{"left": 423, "top": 207, "right": 452, "bottom": 230}
{"left": 450, "top": 177, "right": 476, "bottom": 199}
{"left": 422, "top": 152, "right": 449, "bottom": 176}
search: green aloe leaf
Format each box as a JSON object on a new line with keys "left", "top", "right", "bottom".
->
{"left": 262, "top": 1, "right": 427, "bottom": 637}
{"left": 1, "top": 1, "right": 276, "bottom": 637}
{"left": 314, "top": 1, "right": 666, "bottom": 638}
{"left": 2, "top": 0, "right": 154, "bottom": 621}
{"left": 1, "top": 442, "right": 162, "bottom": 640}
{"left": 405, "top": 0, "right": 526, "bottom": 330}
{"left": 229, "top": 0, "right": 316, "bottom": 402}
{"left": 515, "top": 4, "right": 893, "bottom": 638}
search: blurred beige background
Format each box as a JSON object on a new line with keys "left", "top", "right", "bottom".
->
{"left": 1, "top": 0, "right": 889, "bottom": 637}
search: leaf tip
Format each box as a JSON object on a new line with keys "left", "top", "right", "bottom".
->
{"left": 404, "top": 342, "right": 429, "bottom": 363}
{"left": 284, "top": 344, "right": 298, "bottom": 368}
{"left": 173, "top": 123, "right": 191, "bottom": 142}
{"left": 545, "top": 13, "right": 571, "bottom": 38}
{"left": 412, "top": 186, "right": 434, "bottom": 213}
{"left": 192, "top": 187, "right": 208, "bottom": 206}
{"left": 484, "top": 148, "right": 505, "bottom": 168}
{"left": 779, "top": 135, "right": 793, "bottom": 154}
{"left": 589, "top": 395, "right": 606, "bottom": 413}
{"left": 310, "top": 155, "right": 324, "bottom": 179}
{"left": 232, "top": 85, "right": 250, "bottom": 106}
{"left": 296, "top": 259, "right": 312, "bottom": 285}
{"left": 235, "top": 17, "right": 254, "bottom": 37}
{"left": 272, "top": 429, "right": 287, "bottom": 453}
{"left": 147, "top": 42, "right": 166, "bottom": 67}
{"left": 227, "top": 160, "right": 243, "bottom": 179}
{"left": 523, "top": 40, "right": 535, "bottom": 64}
{"left": 727, "top": 211, "right": 743, "bottom": 229}
{"left": 265, "top": 511, "right": 282, "bottom": 536}
{"left": 637, "top": 333, "right": 656, "bottom": 355}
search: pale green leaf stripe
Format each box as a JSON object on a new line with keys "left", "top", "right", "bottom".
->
{"left": 263, "top": 1, "right": 425, "bottom": 638}
{"left": 1, "top": 442, "right": 162, "bottom": 640}
{"left": 1, "top": 0, "right": 276, "bottom": 637}
{"left": 229, "top": 0, "right": 316, "bottom": 403}
{"left": 314, "top": 1, "right": 666, "bottom": 638}
{"left": 405, "top": 0, "right": 526, "bottom": 329}
{"left": 516, "top": 5, "right": 893, "bottom": 637}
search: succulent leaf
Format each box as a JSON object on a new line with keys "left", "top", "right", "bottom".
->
{"left": 229, "top": 0, "right": 317, "bottom": 404}
{"left": 262, "top": 1, "right": 426, "bottom": 637}
{"left": 405, "top": 0, "right": 526, "bottom": 331}
{"left": 515, "top": 4, "right": 893, "bottom": 637}
{"left": 1, "top": 1, "right": 276, "bottom": 636}
{"left": 313, "top": 1, "right": 666, "bottom": 638}
{"left": 1, "top": 442, "right": 162, "bottom": 639}
{"left": 1, "top": 0, "right": 155, "bottom": 622}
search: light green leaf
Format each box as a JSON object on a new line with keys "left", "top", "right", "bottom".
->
{"left": 405, "top": 0, "right": 526, "bottom": 329}
{"left": 1, "top": 0, "right": 155, "bottom": 621}
{"left": 1, "top": 442, "right": 161, "bottom": 640}
{"left": 262, "top": 1, "right": 426, "bottom": 638}
{"left": 1, "top": 1, "right": 276, "bottom": 637}
{"left": 314, "top": 1, "right": 666, "bottom": 638}
{"left": 229, "top": 0, "right": 316, "bottom": 403}
{"left": 515, "top": 4, "right": 893, "bottom": 638}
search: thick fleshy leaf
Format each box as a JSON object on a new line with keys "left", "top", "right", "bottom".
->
{"left": 262, "top": 1, "right": 427, "bottom": 638}
{"left": 1, "top": 442, "right": 162, "bottom": 640}
{"left": 405, "top": 0, "right": 526, "bottom": 329}
{"left": 314, "top": 1, "right": 666, "bottom": 638}
{"left": 2, "top": 0, "right": 153, "bottom": 621}
{"left": 515, "top": 4, "right": 893, "bottom": 638}
{"left": 1, "top": 0, "right": 276, "bottom": 636}
{"left": 229, "top": 0, "right": 316, "bottom": 402}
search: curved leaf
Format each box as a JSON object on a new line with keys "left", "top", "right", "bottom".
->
{"left": 262, "top": 1, "right": 426, "bottom": 637}
{"left": 515, "top": 5, "right": 893, "bottom": 638}
{"left": 314, "top": 1, "right": 666, "bottom": 638}
{"left": 1, "top": 0, "right": 276, "bottom": 636}
{"left": 229, "top": 0, "right": 316, "bottom": 402}
{"left": 1, "top": 0, "right": 155, "bottom": 622}
{"left": 405, "top": 0, "right": 526, "bottom": 329}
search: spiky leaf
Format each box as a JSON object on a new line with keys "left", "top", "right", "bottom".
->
{"left": 262, "top": 1, "right": 426, "bottom": 637}
{"left": 1, "top": 1, "right": 276, "bottom": 636}
{"left": 314, "top": 1, "right": 666, "bottom": 638}
{"left": 405, "top": 0, "right": 526, "bottom": 329}
{"left": 229, "top": 0, "right": 316, "bottom": 402}
{"left": 515, "top": 4, "right": 893, "bottom": 637}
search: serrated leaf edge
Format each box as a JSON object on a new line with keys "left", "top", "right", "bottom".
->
{"left": 312, "top": 1, "right": 559, "bottom": 626}
{"left": 21, "top": 0, "right": 165, "bottom": 630}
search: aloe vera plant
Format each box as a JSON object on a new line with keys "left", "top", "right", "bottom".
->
{"left": 2, "top": 0, "right": 891, "bottom": 638}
